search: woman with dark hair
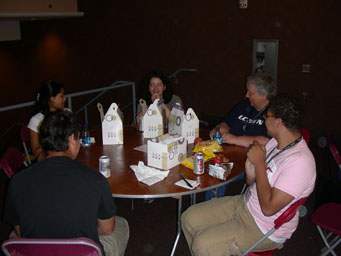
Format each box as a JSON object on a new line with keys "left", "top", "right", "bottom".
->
{"left": 136, "top": 70, "right": 182, "bottom": 125}
{"left": 28, "top": 80, "right": 66, "bottom": 161}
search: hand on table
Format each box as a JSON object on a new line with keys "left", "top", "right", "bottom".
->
{"left": 221, "top": 132, "right": 237, "bottom": 144}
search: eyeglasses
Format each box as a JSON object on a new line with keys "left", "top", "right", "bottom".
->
{"left": 263, "top": 114, "right": 276, "bottom": 119}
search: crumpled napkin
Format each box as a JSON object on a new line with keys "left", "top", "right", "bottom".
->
{"left": 130, "top": 161, "right": 169, "bottom": 186}
{"left": 175, "top": 179, "right": 200, "bottom": 190}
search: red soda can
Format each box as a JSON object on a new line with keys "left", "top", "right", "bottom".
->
{"left": 193, "top": 152, "right": 205, "bottom": 175}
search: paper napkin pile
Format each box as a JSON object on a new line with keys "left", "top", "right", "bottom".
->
{"left": 175, "top": 179, "right": 200, "bottom": 190}
{"left": 130, "top": 161, "right": 169, "bottom": 186}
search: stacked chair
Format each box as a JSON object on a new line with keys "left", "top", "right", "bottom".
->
{"left": 310, "top": 202, "right": 341, "bottom": 256}
{"left": 310, "top": 136, "right": 341, "bottom": 256}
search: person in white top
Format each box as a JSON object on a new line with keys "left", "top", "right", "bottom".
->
{"left": 181, "top": 93, "right": 316, "bottom": 255}
{"left": 28, "top": 80, "right": 66, "bottom": 161}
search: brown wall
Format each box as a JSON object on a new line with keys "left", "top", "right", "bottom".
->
{"left": 1, "top": 0, "right": 340, "bottom": 153}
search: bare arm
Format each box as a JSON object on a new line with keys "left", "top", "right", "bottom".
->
{"left": 98, "top": 216, "right": 115, "bottom": 235}
{"left": 14, "top": 225, "right": 21, "bottom": 237}
{"left": 222, "top": 133, "right": 269, "bottom": 148}
{"left": 247, "top": 141, "right": 294, "bottom": 216}
{"left": 136, "top": 112, "right": 143, "bottom": 126}
{"left": 30, "top": 130, "right": 44, "bottom": 161}
{"left": 245, "top": 158, "right": 256, "bottom": 185}
{"left": 209, "top": 122, "right": 230, "bottom": 139}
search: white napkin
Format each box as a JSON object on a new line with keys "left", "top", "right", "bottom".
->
{"left": 175, "top": 179, "right": 200, "bottom": 190}
{"left": 130, "top": 161, "right": 169, "bottom": 186}
{"left": 133, "top": 144, "right": 148, "bottom": 153}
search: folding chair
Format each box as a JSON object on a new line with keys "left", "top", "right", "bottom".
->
{"left": 242, "top": 197, "right": 308, "bottom": 256}
{"left": 20, "top": 125, "right": 32, "bottom": 165}
{"left": 1, "top": 237, "right": 103, "bottom": 256}
{"left": 301, "top": 127, "right": 311, "bottom": 144}
{"left": 327, "top": 137, "right": 341, "bottom": 180}
{"left": 310, "top": 202, "right": 341, "bottom": 256}
{"left": 1, "top": 147, "right": 26, "bottom": 178}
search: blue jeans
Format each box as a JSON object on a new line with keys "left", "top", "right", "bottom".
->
{"left": 205, "top": 173, "right": 245, "bottom": 200}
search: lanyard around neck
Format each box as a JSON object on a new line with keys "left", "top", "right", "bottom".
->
{"left": 265, "top": 136, "right": 303, "bottom": 164}
{"left": 243, "top": 104, "right": 268, "bottom": 132}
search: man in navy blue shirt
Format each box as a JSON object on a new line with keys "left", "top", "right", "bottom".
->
{"left": 210, "top": 73, "right": 276, "bottom": 147}
{"left": 207, "top": 73, "right": 276, "bottom": 199}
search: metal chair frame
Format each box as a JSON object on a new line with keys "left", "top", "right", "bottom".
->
{"left": 311, "top": 202, "right": 341, "bottom": 256}
{"left": 20, "top": 125, "right": 32, "bottom": 165}
{"left": 242, "top": 197, "right": 307, "bottom": 256}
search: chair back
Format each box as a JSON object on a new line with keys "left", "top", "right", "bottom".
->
{"left": 1, "top": 237, "right": 103, "bottom": 256}
{"left": 301, "top": 128, "right": 310, "bottom": 144}
{"left": 1, "top": 147, "right": 25, "bottom": 178}
{"left": 274, "top": 197, "right": 307, "bottom": 229}
{"left": 327, "top": 137, "right": 341, "bottom": 166}
{"left": 20, "top": 126, "right": 32, "bottom": 165}
{"left": 20, "top": 126, "right": 30, "bottom": 143}
{"left": 244, "top": 197, "right": 308, "bottom": 256}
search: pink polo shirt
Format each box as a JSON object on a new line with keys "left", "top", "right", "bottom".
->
{"left": 245, "top": 138, "right": 316, "bottom": 243}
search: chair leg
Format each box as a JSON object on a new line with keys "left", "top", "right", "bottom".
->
{"left": 213, "top": 188, "right": 218, "bottom": 198}
{"left": 190, "top": 194, "right": 196, "bottom": 205}
{"left": 317, "top": 226, "right": 340, "bottom": 256}
{"left": 240, "top": 183, "right": 248, "bottom": 194}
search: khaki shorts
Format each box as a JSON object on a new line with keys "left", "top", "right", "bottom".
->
{"left": 181, "top": 195, "right": 282, "bottom": 256}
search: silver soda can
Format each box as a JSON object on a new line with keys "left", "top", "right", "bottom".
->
{"left": 193, "top": 152, "right": 205, "bottom": 175}
{"left": 138, "top": 115, "right": 144, "bottom": 131}
{"left": 99, "top": 156, "right": 111, "bottom": 178}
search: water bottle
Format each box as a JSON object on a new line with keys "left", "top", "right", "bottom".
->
{"left": 81, "top": 124, "right": 91, "bottom": 147}
{"left": 213, "top": 125, "right": 222, "bottom": 145}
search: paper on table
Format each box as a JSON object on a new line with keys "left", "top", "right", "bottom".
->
{"left": 130, "top": 161, "right": 169, "bottom": 186}
{"left": 175, "top": 179, "right": 199, "bottom": 190}
{"left": 133, "top": 144, "right": 148, "bottom": 153}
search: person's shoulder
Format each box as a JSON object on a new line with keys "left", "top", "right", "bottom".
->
{"left": 237, "top": 99, "right": 251, "bottom": 107}
{"left": 296, "top": 140, "right": 316, "bottom": 163}
{"left": 29, "top": 112, "right": 44, "bottom": 123}
{"left": 28, "top": 112, "right": 45, "bottom": 131}
{"left": 171, "top": 94, "right": 182, "bottom": 102}
{"left": 10, "top": 164, "right": 37, "bottom": 187}
{"left": 63, "top": 157, "right": 106, "bottom": 180}
{"left": 229, "top": 99, "right": 251, "bottom": 113}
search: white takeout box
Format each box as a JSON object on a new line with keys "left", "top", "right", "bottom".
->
{"left": 102, "top": 103, "right": 123, "bottom": 145}
{"left": 168, "top": 106, "right": 199, "bottom": 144}
{"left": 147, "top": 133, "right": 187, "bottom": 170}
{"left": 143, "top": 99, "right": 164, "bottom": 138}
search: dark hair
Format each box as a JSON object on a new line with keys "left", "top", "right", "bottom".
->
{"left": 246, "top": 73, "right": 276, "bottom": 99}
{"left": 269, "top": 93, "right": 303, "bottom": 132}
{"left": 139, "top": 70, "right": 174, "bottom": 105}
{"left": 30, "top": 80, "right": 64, "bottom": 117}
{"left": 39, "top": 111, "right": 81, "bottom": 152}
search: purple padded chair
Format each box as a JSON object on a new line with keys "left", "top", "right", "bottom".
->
{"left": 1, "top": 237, "right": 103, "bottom": 256}
{"left": 1, "top": 147, "right": 26, "bottom": 178}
